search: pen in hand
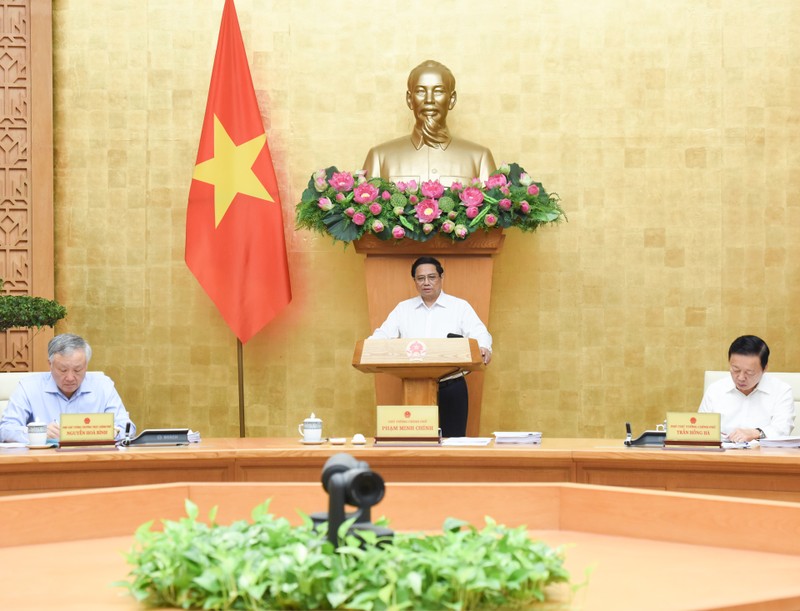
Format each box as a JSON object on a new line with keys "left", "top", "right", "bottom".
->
{"left": 46, "top": 419, "right": 60, "bottom": 440}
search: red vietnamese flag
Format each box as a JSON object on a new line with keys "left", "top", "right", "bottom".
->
{"left": 185, "top": 0, "right": 291, "bottom": 343}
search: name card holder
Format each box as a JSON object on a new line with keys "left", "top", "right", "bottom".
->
{"left": 663, "top": 412, "right": 723, "bottom": 451}
{"left": 57, "top": 413, "right": 118, "bottom": 451}
{"left": 58, "top": 438, "right": 117, "bottom": 447}
{"left": 57, "top": 439, "right": 119, "bottom": 451}
{"left": 373, "top": 436, "right": 442, "bottom": 446}
{"left": 374, "top": 405, "right": 441, "bottom": 446}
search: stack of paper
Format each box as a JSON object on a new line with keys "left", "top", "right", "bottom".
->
{"left": 493, "top": 431, "right": 542, "bottom": 445}
{"left": 442, "top": 437, "right": 493, "bottom": 446}
{"left": 721, "top": 441, "right": 751, "bottom": 450}
{"left": 759, "top": 436, "right": 800, "bottom": 448}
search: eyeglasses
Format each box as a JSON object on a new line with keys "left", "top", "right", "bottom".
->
{"left": 414, "top": 274, "right": 440, "bottom": 284}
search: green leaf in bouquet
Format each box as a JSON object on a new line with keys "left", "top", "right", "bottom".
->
{"left": 531, "top": 209, "right": 562, "bottom": 222}
{"left": 507, "top": 162, "right": 524, "bottom": 185}
{"left": 300, "top": 186, "right": 317, "bottom": 204}
{"left": 322, "top": 213, "right": 362, "bottom": 242}
{"left": 398, "top": 214, "right": 416, "bottom": 232}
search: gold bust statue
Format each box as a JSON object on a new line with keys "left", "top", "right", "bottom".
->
{"left": 362, "top": 60, "right": 496, "bottom": 186}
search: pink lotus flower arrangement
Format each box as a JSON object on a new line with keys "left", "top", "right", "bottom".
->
{"left": 295, "top": 163, "right": 564, "bottom": 244}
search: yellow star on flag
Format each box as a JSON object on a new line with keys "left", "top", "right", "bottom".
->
{"left": 192, "top": 114, "right": 274, "bottom": 227}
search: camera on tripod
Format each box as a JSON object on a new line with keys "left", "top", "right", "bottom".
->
{"left": 311, "top": 453, "right": 394, "bottom": 548}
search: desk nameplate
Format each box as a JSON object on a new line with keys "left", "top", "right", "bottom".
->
{"left": 58, "top": 413, "right": 116, "bottom": 448}
{"left": 665, "top": 412, "right": 722, "bottom": 448}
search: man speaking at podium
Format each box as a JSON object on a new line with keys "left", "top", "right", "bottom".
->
{"left": 369, "top": 256, "right": 492, "bottom": 437}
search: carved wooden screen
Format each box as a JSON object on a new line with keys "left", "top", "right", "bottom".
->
{"left": 0, "top": 0, "right": 54, "bottom": 371}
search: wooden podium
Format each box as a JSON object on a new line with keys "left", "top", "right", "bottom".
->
{"left": 352, "top": 338, "right": 484, "bottom": 406}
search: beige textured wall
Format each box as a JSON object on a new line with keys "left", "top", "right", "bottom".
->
{"left": 51, "top": 0, "right": 800, "bottom": 439}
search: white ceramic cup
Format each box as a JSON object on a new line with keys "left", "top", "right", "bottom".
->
{"left": 27, "top": 422, "right": 48, "bottom": 446}
{"left": 298, "top": 413, "right": 322, "bottom": 442}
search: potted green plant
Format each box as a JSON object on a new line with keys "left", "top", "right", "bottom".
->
{"left": 120, "top": 499, "right": 574, "bottom": 610}
{"left": 0, "top": 280, "right": 67, "bottom": 332}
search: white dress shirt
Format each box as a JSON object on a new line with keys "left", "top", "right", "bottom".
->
{"left": 0, "top": 372, "right": 135, "bottom": 443}
{"left": 369, "top": 291, "right": 492, "bottom": 351}
{"left": 698, "top": 373, "right": 795, "bottom": 438}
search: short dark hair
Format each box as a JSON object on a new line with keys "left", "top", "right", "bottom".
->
{"left": 411, "top": 256, "right": 444, "bottom": 277}
{"left": 728, "top": 335, "right": 770, "bottom": 369}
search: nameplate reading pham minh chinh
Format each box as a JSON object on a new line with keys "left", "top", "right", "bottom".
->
{"left": 375, "top": 405, "right": 440, "bottom": 445}
{"left": 664, "top": 412, "right": 722, "bottom": 448}
{"left": 58, "top": 412, "right": 116, "bottom": 447}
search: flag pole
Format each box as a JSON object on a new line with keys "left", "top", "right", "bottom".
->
{"left": 237, "top": 338, "right": 245, "bottom": 437}
{"left": 186, "top": 0, "right": 291, "bottom": 439}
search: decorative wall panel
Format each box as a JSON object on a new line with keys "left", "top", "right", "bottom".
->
{"left": 0, "top": 1, "right": 31, "bottom": 370}
{"left": 0, "top": 0, "right": 54, "bottom": 371}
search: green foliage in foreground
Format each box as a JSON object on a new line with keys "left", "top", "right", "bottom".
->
{"left": 119, "top": 499, "right": 570, "bottom": 610}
